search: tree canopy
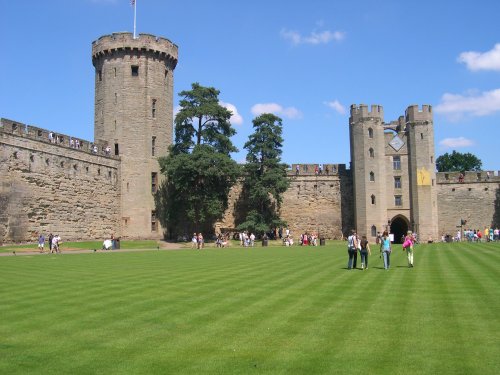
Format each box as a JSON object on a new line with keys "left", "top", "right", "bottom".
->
{"left": 435, "top": 150, "right": 482, "bottom": 172}
{"left": 236, "top": 113, "right": 290, "bottom": 235}
{"left": 156, "top": 83, "right": 240, "bottom": 238}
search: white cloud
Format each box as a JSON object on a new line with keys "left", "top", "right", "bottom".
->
{"left": 434, "top": 88, "right": 500, "bottom": 119}
{"left": 251, "top": 103, "right": 302, "bottom": 120}
{"left": 173, "top": 105, "right": 181, "bottom": 118}
{"left": 324, "top": 100, "right": 346, "bottom": 115}
{"left": 220, "top": 101, "right": 243, "bottom": 125}
{"left": 439, "top": 137, "right": 475, "bottom": 148}
{"left": 280, "top": 28, "right": 345, "bottom": 46}
{"left": 458, "top": 44, "right": 500, "bottom": 71}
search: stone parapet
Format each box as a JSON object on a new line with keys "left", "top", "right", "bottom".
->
{"left": 1, "top": 118, "right": 118, "bottom": 159}
{"left": 289, "top": 163, "right": 346, "bottom": 176}
{"left": 436, "top": 171, "right": 500, "bottom": 184}
{"left": 92, "top": 32, "right": 178, "bottom": 68}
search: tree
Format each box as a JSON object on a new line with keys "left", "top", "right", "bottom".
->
{"left": 156, "top": 83, "right": 240, "bottom": 238}
{"left": 236, "top": 113, "right": 290, "bottom": 235}
{"left": 435, "top": 150, "right": 482, "bottom": 172}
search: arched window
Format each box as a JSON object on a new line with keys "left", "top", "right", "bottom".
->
{"left": 369, "top": 171, "right": 375, "bottom": 182}
{"left": 371, "top": 194, "right": 376, "bottom": 205}
{"left": 371, "top": 225, "right": 377, "bottom": 237}
{"left": 369, "top": 148, "right": 374, "bottom": 158}
{"left": 368, "top": 128, "right": 374, "bottom": 138}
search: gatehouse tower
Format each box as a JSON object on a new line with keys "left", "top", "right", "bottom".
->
{"left": 92, "top": 33, "right": 178, "bottom": 238}
{"left": 349, "top": 104, "right": 439, "bottom": 243}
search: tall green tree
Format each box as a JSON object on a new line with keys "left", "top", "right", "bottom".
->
{"left": 436, "top": 150, "right": 482, "bottom": 172}
{"left": 156, "top": 83, "right": 240, "bottom": 238}
{"left": 236, "top": 113, "right": 290, "bottom": 235}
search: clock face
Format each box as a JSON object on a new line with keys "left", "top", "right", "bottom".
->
{"left": 389, "top": 136, "right": 405, "bottom": 152}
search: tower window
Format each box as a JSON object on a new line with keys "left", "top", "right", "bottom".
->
{"left": 114, "top": 67, "right": 117, "bottom": 77}
{"left": 152, "top": 99, "right": 157, "bottom": 118}
{"left": 393, "top": 156, "right": 401, "bottom": 170}
{"left": 151, "top": 172, "right": 158, "bottom": 194}
{"left": 369, "top": 171, "right": 375, "bottom": 182}
{"left": 114, "top": 93, "right": 117, "bottom": 104}
{"left": 114, "top": 143, "right": 119, "bottom": 156}
{"left": 151, "top": 211, "right": 158, "bottom": 232}
{"left": 431, "top": 156, "right": 434, "bottom": 163}
{"left": 371, "top": 225, "right": 377, "bottom": 237}
{"left": 371, "top": 194, "right": 376, "bottom": 205}
{"left": 131, "top": 65, "right": 139, "bottom": 76}
{"left": 421, "top": 133, "right": 424, "bottom": 139}
{"left": 368, "top": 128, "right": 374, "bottom": 138}
{"left": 394, "top": 176, "right": 402, "bottom": 189}
{"left": 98, "top": 70, "right": 102, "bottom": 81}
{"left": 369, "top": 148, "right": 374, "bottom": 158}
{"left": 152, "top": 136, "right": 156, "bottom": 156}
{"left": 395, "top": 195, "right": 402, "bottom": 206}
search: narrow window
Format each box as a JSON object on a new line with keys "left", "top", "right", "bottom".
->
{"left": 114, "top": 143, "right": 119, "bottom": 156}
{"left": 152, "top": 99, "right": 156, "bottom": 118}
{"left": 369, "top": 148, "right": 374, "bottom": 158}
{"left": 369, "top": 171, "right": 375, "bottom": 182}
{"left": 152, "top": 136, "right": 156, "bottom": 156}
{"left": 151, "top": 172, "right": 158, "bottom": 194}
{"left": 394, "top": 176, "right": 402, "bottom": 189}
{"left": 151, "top": 211, "right": 158, "bottom": 232}
{"left": 165, "top": 69, "right": 168, "bottom": 79}
{"left": 430, "top": 156, "right": 434, "bottom": 163}
{"left": 371, "top": 194, "right": 376, "bottom": 205}
{"left": 371, "top": 225, "right": 377, "bottom": 237}
{"left": 131, "top": 65, "right": 139, "bottom": 76}
{"left": 30, "top": 155, "right": 34, "bottom": 162}
{"left": 114, "top": 67, "right": 117, "bottom": 77}
{"left": 98, "top": 70, "right": 102, "bottom": 81}
{"left": 421, "top": 133, "right": 424, "bottom": 139}
{"left": 393, "top": 156, "right": 401, "bottom": 170}
{"left": 114, "top": 93, "right": 117, "bottom": 104}
{"left": 368, "top": 128, "right": 374, "bottom": 138}
{"left": 395, "top": 195, "right": 402, "bottom": 206}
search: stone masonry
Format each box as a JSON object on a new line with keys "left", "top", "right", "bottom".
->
{"left": 0, "top": 119, "right": 120, "bottom": 244}
{"left": 1, "top": 32, "right": 499, "bottom": 244}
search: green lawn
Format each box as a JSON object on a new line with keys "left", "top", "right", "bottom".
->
{"left": 0, "top": 242, "right": 499, "bottom": 374}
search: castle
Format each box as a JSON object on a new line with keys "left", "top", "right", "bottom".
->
{"left": 1, "top": 33, "right": 499, "bottom": 244}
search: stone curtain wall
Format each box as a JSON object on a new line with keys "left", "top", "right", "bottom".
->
{"left": 0, "top": 120, "right": 120, "bottom": 244}
{"left": 436, "top": 171, "right": 500, "bottom": 237}
{"left": 217, "top": 164, "right": 354, "bottom": 240}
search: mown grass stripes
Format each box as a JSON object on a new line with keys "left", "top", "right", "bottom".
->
{"left": 1, "top": 243, "right": 499, "bottom": 374}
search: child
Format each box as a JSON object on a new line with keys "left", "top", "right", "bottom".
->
{"left": 402, "top": 231, "right": 415, "bottom": 267}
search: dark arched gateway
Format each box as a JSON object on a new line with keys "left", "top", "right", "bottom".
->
{"left": 390, "top": 215, "right": 409, "bottom": 244}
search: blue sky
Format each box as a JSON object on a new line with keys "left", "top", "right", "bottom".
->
{"left": 1, "top": 0, "right": 500, "bottom": 169}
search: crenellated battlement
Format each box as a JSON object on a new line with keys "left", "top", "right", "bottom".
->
{"left": 405, "top": 104, "right": 433, "bottom": 123}
{"left": 350, "top": 104, "right": 384, "bottom": 123}
{"left": 288, "top": 163, "right": 347, "bottom": 176}
{"left": 1, "top": 118, "right": 118, "bottom": 159}
{"left": 92, "top": 32, "right": 178, "bottom": 67}
{"left": 436, "top": 170, "right": 500, "bottom": 184}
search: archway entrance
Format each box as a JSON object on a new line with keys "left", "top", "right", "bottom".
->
{"left": 391, "top": 216, "right": 409, "bottom": 244}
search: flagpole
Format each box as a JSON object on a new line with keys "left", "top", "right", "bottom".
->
{"left": 133, "top": 0, "right": 137, "bottom": 39}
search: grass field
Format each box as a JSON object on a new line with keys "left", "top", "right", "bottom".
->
{"left": 0, "top": 242, "right": 499, "bottom": 374}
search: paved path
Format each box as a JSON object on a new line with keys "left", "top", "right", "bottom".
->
{"left": 0, "top": 241, "right": 184, "bottom": 257}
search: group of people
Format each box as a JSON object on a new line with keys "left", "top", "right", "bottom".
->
{"left": 299, "top": 232, "right": 319, "bottom": 246}
{"left": 238, "top": 232, "right": 256, "bottom": 247}
{"left": 450, "top": 227, "right": 499, "bottom": 242}
{"left": 347, "top": 229, "right": 416, "bottom": 270}
{"left": 191, "top": 233, "right": 205, "bottom": 249}
{"left": 37, "top": 233, "right": 62, "bottom": 254}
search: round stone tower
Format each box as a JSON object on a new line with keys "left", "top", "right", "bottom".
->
{"left": 92, "top": 32, "right": 178, "bottom": 239}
